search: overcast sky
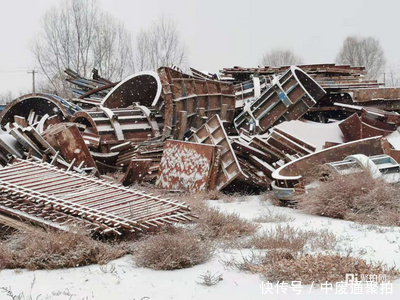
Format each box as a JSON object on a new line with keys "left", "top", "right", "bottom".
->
{"left": 0, "top": 0, "right": 399, "bottom": 96}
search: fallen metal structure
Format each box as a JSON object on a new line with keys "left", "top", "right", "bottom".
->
{"left": 0, "top": 159, "right": 193, "bottom": 235}
{"left": 3, "top": 62, "right": 400, "bottom": 231}
{"left": 234, "top": 66, "right": 326, "bottom": 134}
{"left": 327, "top": 154, "right": 400, "bottom": 183}
{"left": 271, "top": 136, "right": 386, "bottom": 201}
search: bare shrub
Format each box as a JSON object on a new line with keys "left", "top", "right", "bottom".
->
{"left": 196, "top": 207, "right": 258, "bottom": 240}
{"left": 307, "top": 229, "right": 338, "bottom": 251}
{"left": 259, "top": 253, "right": 399, "bottom": 284}
{"left": 245, "top": 225, "right": 308, "bottom": 252}
{"left": 0, "top": 228, "right": 125, "bottom": 270}
{"left": 224, "top": 251, "right": 399, "bottom": 284}
{"left": 197, "top": 270, "right": 223, "bottom": 286}
{"left": 300, "top": 172, "right": 400, "bottom": 226}
{"left": 242, "top": 225, "right": 338, "bottom": 254}
{"left": 253, "top": 209, "right": 295, "bottom": 223}
{"left": 134, "top": 228, "right": 215, "bottom": 270}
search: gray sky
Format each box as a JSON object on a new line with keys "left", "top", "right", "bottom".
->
{"left": 1, "top": 0, "right": 399, "bottom": 95}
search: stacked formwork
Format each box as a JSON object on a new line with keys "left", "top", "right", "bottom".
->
{"left": 2, "top": 61, "right": 400, "bottom": 232}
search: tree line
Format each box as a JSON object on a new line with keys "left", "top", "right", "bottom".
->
{"left": 32, "top": 0, "right": 186, "bottom": 96}
{"left": 30, "top": 0, "right": 396, "bottom": 98}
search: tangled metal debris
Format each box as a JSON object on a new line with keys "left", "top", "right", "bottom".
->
{"left": 2, "top": 62, "right": 400, "bottom": 232}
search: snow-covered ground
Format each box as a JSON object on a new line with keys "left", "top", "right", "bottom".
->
{"left": 1, "top": 195, "right": 399, "bottom": 300}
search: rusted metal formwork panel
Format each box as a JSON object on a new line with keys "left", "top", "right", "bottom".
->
{"left": 101, "top": 72, "right": 162, "bottom": 108}
{"left": 189, "top": 115, "right": 244, "bottom": 191}
{"left": 266, "top": 128, "right": 316, "bottom": 158}
{"left": 234, "top": 75, "right": 271, "bottom": 108}
{"left": 43, "top": 123, "right": 97, "bottom": 169}
{"left": 156, "top": 140, "right": 221, "bottom": 192}
{"left": 271, "top": 136, "right": 385, "bottom": 201}
{"left": 350, "top": 88, "right": 400, "bottom": 102}
{"left": 234, "top": 66, "right": 326, "bottom": 134}
{"left": 0, "top": 159, "right": 193, "bottom": 235}
{"left": 70, "top": 106, "right": 164, "bottom": 151}
{"left": 114, "top": 138, "right": 165, "bottom": 170}
{"left": 157, "top": 67, "right": 236, "bottom": 139}
{"left": 122, "top": 159, "right": 154, "bottom": 186}
{"left": 0, "top": 93, "right": 81, "bottom": 129}
{"left": 339, "top": 112, "right": 395, "bottom": 143}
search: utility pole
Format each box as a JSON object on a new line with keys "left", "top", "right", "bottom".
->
{"left": 27, "top": 69, "right": 37, "bottom": 93}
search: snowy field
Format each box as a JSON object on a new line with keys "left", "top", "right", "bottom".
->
{"left": 1, "top": 195, "right": 399, "bottom": 300}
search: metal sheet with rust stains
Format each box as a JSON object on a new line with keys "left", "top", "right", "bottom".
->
{"left": 43, "top": 123, "right": 96, "bottom": 168}
{"left": 190, "top": 114, "right": 243, "bottom": 190}
{"left": 156, "top": 140, "right": 221, "bottom": 192}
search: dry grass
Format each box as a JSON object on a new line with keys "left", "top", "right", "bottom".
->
{"left": 245, "top": 225, "right": 308, "bottom": 252}
{"left": 299, "top": 172, "right": 400, "bottom": 226}
{"left": 253, "top": 252, "right": 399, "bottom": 284}
{"left": 222, "top": 222, "right": 400, "bottom": 284}
{"left": 242, "top": 225, "right": 337, "bottom": 253}
{"left": 195, "top": 207, "right": 258, "bottom": 240}
{"left": 253, "top": 209, "right": 295, "bottom": 223}
{"left": 0, "top": 228, "right": 125, "bottom": 270}
{"left": 134, "top": 227, "right": 215, "bottom": 270}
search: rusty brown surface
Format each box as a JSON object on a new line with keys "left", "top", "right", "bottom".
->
{"left": 43, "top": 123, "right": 96, "bottom": 168}
{"left": 156, "top": 140, "right": 221, "bottom": 192}
{"left": 339, "top": 112, "right": 395, "bottom": 143}
{"left": 350, "top": 88, "right": 400, "bottom": 102}
{"left": 190, "top": 114, "right": 242, "bottom": 191}
{"left": 273, "top": 136, "right": 385, "bottom": 186}
{"left": 0, "top": 159, "right": 194, "bottom": 236}
{"left": 122, "top": 159, "right": 154, "bottom": 186}
{"left": 157, "top": 67, "right": 236, "bottom": 139}
{"left": 234, "top": 67, "right": 326, "bottom": 134}
{"left": 0, "top": 93, "right": 77, "bottom": 127}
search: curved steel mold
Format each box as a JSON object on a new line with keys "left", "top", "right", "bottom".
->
{"left": 0, "top": 93, "right": 81, "bottom": 128}
{"left": 101, "top": 72, "right": 162, "bottom": 109}
{"left": 234, "top": 66, "right": 326, "bottom": 134}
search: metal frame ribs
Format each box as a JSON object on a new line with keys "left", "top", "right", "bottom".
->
{"left": 0, "top": 159, "right": 193, "bottom": 235}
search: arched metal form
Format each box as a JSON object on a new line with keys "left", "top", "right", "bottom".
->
{"left": 0, "top": 93, "right": 81, "bottom": 128}
{"left": 101, "top": 71, "right": 162, "bottom": 109}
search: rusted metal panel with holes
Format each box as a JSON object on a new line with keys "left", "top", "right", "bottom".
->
{"left": 156, "top": 140, "right": 221, "bottom": 192}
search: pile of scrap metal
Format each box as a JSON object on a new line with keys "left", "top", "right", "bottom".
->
{"left": 2, "top": 61, "right": 400, "bottom": 233}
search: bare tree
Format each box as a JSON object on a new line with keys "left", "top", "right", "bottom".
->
{"left": 336, "top": 36, "right": 386, "bottom": 80}
{"left": 385, "top": 63, "right": 400, "bottom": 87}
{"left": 133, "top": 16, "right": 187, "bottom": 71}
{"left": 31, "top": 0, "right": 133, "bottom": 95}
{"left": 260, "top": 48, "right": 303, "bottom": 67}
{"left": 0, "top": 91, "right": 14, "bottom": 105}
